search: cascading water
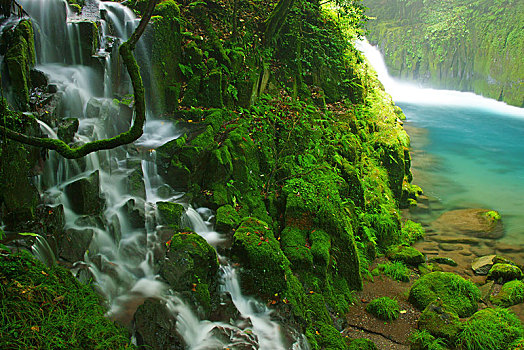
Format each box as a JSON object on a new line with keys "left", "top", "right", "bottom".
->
{"left": 15, "top": 1, "right": 308, "bottom": 348}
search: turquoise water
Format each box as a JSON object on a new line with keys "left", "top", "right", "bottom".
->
{"left": 401, "top": 103, "right": 524, "bottom": 241}
{"left": 355, "top": 40, "right": 524, "bottom": 243}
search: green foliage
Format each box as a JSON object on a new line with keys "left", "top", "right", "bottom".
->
{"left": 401, "top": 219, "right": 425, "bottom": 245}
{"left": 408, "top": 329, "right": 447, "bottom": 350}
{"left": 409, "top": 272, "right": 480, "bottom": 317}
{"left": 365, "top": 296, "right": 400, "bottom": 321}
{"left": 374, "top": 260, "right": 410, "bottom": 282}
{"left": 457, "top": 308, "right": 524, "bottom": 350}
{"left": 0, "top": 250, "right": 133, "bottom": 349}
{"left": 348, "top": 338, "right": 378, "bottom": 350}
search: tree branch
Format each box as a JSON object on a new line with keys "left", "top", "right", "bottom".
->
{"left": 0, "top": 0, "right": 159, "bottom": 159}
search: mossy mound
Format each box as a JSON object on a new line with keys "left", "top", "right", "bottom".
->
{"left": 400, "top": 219, "right": 425, "bottom": 244}
{"left": 408, "top": 272, "right": 480, "bottom": 317}
{"left": 365, "top": 296, "right": 400, "bottom": 321}
{"left": 215, "top": 204, "right": 241, "bottom": 232}
{"left": 373, "top": 260, "right": 411, "bottom": 282}
{"left": 0, "top": 248, "right": 133, "bottom": 349}
{"left": 386, "top": 244, "right": 425, "bottom": 266}
{"left": 348, "top": 338, "right": 378, "bottom": 350}
{"left": 491, "top": 280, "right": 524, "bottom": 307}
{"left": 487, "top": 263, "right": 523, "bottom": 283}
{"left": 418, "top": 299, "right": 462, "bottom": 345}
{"left": 156, "top": 201, "right": 185, "bottom": 226}
{"left": 457, "top": 308, "right": 523, "bottom": 350}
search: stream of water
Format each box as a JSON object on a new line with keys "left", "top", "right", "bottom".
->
{"left": 357, "top": 40, "right": 524, "bottom": 245}
{"left": 11, "top": 1, "right": 308, "bottom": 348}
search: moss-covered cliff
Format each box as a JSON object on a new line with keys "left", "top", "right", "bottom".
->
{"left": 363, "top": 0, "right": 524, "bottom": 107}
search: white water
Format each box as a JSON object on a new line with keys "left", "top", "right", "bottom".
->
{"left": 14, "top": 1, "right": 307, "bottom": 348}
{"left": 355, "top": 40, "right": 524, "bottom": 119}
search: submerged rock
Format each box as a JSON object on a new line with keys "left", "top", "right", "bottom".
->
{"left": 431, "top": 208, "right": 504, "bottom": 239}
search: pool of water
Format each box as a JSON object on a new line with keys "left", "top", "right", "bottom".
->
{"left": 356, "top": 39, "right": 524, "bottom": 243}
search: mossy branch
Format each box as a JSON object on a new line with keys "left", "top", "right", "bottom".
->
{"left": 0, "top": 0, "right": 159, "bottom": 159}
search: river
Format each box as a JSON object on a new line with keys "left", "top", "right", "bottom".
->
{"left": 357, "top": 40, "right": 524, "bottom": 246}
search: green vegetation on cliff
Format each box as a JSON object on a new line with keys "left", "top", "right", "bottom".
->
{"left": 364, "top": 0, "right": 524, "bottom": 107}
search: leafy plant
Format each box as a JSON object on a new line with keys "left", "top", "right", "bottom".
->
{"left": 365, "top": 296, "right": 400, "bottom": 321}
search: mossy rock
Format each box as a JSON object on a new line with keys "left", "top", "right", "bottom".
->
{"left": 156, "top": 202, "right": 184, "bottom": 226}
{"left": 487, "top": 263, "right": 523, "bottom": 283}
{"left": 457, "top": 308, "right": 523, "bottom": 350}
{"left": 491, "top": 280, "right": 524, "bottom": 307}
{"left": 418, "top": 262, "right": 443, "bottom": 276}
{"left": 387, "top": 244, "right": 425, "bottom": 266}
{"left": 215, "top": 204, "right": 241, "bottom": 232}
{"left": 365, "top": 297, "right": 400, "bottom": 321}
{"left": 160, "top": 232, "right": 219, "bottom": 314}
{"left": 231, "top": 217, "right": 290, "bottom": 298}
{"left": 134, "top": 298, "right": 183, "bottom": 349}
{"left": 409, "top": 272, "right": 480, "bottom": 317}
{"left": 418, "top": 299, "right": 463, "bottom": 344}
{"left": 348, "top": 338, "right": 378, "bottom": 350}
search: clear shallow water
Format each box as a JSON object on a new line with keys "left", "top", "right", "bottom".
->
{"left": 356, "top": 40, "right": 524, "bottom": 242}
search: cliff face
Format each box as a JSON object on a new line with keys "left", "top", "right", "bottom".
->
{"left": 363, "top": 0, "right": 524, "bottom": 107}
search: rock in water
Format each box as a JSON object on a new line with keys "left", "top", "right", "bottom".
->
{"left": 431, "top": 208, "right": 504, "bottom": 239}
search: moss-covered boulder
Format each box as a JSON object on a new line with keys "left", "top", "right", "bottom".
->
{"left": 457, "top": 308, "right": 523, "bottom": 350}
{"left": 215, "top": 204, "right": 241, "bottom": 233}
{"left": 387, "top": 244, "right": 425, "bottom": 266}
{"left": 365, "top": 296, "right": 400, "bottom": 321}
{"left": 0, "top": 248, "right": 132, "bottom": 349}
{"left": 156, "top": 201, "right": 184, "bottom": 227}
{"left": 409, "top": 272, "right": 480, "bottom": 317}
{"left": 418, "top": 299, "right": 462, "bottom": 344}
{"left": 487, "top": 263, "right": 523, "bottom": 283}
{"left": 57, "top": 117, "right": 79, "bottom": 144}
{"left": 160, "top": 232, "right": 219, "bottom": 315}
{"left": 491, "top": 280, "right": 524, "bottom": 307}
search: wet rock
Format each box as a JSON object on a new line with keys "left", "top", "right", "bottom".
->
{"left": 429, "top": 257, "right": 458, "bottom": 267}
{"left": 59, "top": 227, "right": 93, "bottom": 262}
{"left": 125, "top": 158, "right": 146, "bottom": 199}
{"left": 125, "top": 198, "right": 145, "bottom": 229}
{"left": 471, "top": 255, "right": 496, "bottom": 275}
{"left": 207, "top": 325, "right": 258, "bottom": 349}
{"left": 30, "top": 68, "right": 48, "bottom": 89}
{"left": 134, "top": 298, "right": 184, "bottom": 350}
{"left": 64, "top": 170, "right": 102, "bottom": 215}
{"left": 479, "top": 280, "right": 495, "bottom": 301}
{"left": 496, "top": 243, "right": 524, "bottom": 254}
{"left": 487, "top": 263, "right": 523, "bottom": 283}
{"left": 418, "top": 299, "right": 462, "bottom": 344}
{"left": 431, "top": 208, "right": 504, "bottom": 239}
{"left": 386, "top": 244, "right": 425, "bottom": 266}
{"left": 47, "top": 84, "right": 58, "bottom": 93}
{"left": 439, "top": 243, "right": 463, "bottom": 251}
{"left": 432, "top": 235, "right": 480, "bottom": 245}
{"left": 86, "top": 97, "right": 103, "bottom": 119}
{"left": 68, "top": 20, "right": 98, "bottom": 64}
{"left": 57, "top": 117, "right": 79, "bottom": 144}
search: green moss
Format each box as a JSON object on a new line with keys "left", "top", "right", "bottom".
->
{"left": 491, "top": 280, "right": 524, "bottom": 307}
{"left": 409, "top": 272, "right": 481, "bottom": 317}
{"left": 348, "top": 338, "right": 378, "bottom": 350}
{"left": 156, "top": 201, "right": 185, "bottom": 226}
{"left": 0, "top": 250, "right": 133, "bottom": 349}
{"left": 458, "top": 308, "right": 523, "bottom": 350}
{"left": 488, "top": 263, "right": 523, "bottom": 283}
{"left": 408, "top": 329, "right": 447, "bottom": 350}
{"left": 386, "top": 244, "right": 425, "bottom": 266}
{"left": 418, "top": 299, "right": 462, "bottom": 344}
{"left": 374, "top": 260, "right": 411, "bottom": 282}
{"left": 365, "top": 296, "right": 400, "bottom": 321}
{"left": 215, "top": 204, "right": 241, "bottom": 232}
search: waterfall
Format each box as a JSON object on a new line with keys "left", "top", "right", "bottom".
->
{"left": 15, "top": 1, "right": 308, "bottom": 348}
{"left": 355, "top": 39, "right": 524, "bottom": 118}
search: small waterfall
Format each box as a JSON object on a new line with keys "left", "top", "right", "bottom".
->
{"left": 15, "top": 1, "right": 308, "bottom": 348}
